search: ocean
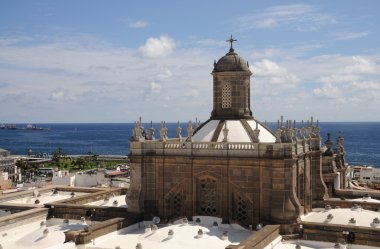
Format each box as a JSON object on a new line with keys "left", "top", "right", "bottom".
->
{"left": 0, "top": 122, "right": 379, "bottom": 167}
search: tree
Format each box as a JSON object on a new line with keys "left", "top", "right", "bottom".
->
{"left": 52, "top": 147, "right": 65, "bottom": 163}
{"left": 16, "top": 159, "right": 30, "bottom": 182}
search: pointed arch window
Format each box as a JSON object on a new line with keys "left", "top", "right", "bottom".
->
{"left": 198, "top": 177, "right": 217, "bottom": 215}
{"left": 222, "top": 84, "right": 231, "bottom": 109}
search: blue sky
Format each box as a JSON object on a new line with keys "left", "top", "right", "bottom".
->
{"left": 0, "top": 0, "right": 379, "bottom": 123}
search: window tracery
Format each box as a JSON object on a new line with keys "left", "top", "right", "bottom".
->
{"left": 233, "top": 194, "right": 249, "bottom": 226}
{"left": 222, "top": 84, "right": 231, "bottom": 109}
{"left": 198, "top": 178, "right": 217, "bottom": 215}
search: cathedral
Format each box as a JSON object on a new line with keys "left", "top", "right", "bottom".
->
{"left": 126, "top": 37, "right": 348, "bottom": 234}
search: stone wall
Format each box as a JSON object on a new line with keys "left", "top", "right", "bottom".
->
{"left": 0, "top": 207, "right": 48, "bottom": 232}
{"left": 65, "top": 216, "right": 142, "bottom": 244}
{"left": 335, "top": 189, "right": 380, "bottom": 199}
{"left": 45, "top": 203, "right": 137, "bottom": 221}
{"left": 0, "top": 203, "right": 37, "bottom": 214}
{"left": 324, "top": 199, "right": 380, "bottom": 211}
{"left": 301, "top": 221, "right": 380, "bottom": 247}
{"left": 54, "top": 188, "right": 127, "bottom": 205}
{"left": 130, "top": 153, "right": 310, "bottom": 234}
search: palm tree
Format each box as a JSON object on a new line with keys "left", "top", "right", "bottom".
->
{"left": 16, "top": 159, "right": 29, "bottom": 183}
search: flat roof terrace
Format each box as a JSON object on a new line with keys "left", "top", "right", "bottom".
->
{"left": 2, "top": 190, "right": 87, "bottom": 205}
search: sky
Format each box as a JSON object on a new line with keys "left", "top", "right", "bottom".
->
{"left": 0, "top": 0, "right": 379, "bottom": 123}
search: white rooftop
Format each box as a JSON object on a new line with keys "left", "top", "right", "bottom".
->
{"left": 0, "top": 218, "right": 86, "bottom": 249}
{"left": 2, "top": 191, "right": 87, "bottom": 205}
{"left": 350, "top": 196, "right": 380, "bottom": 203}
{"left": 272, "top": 239, "right": 379, "bottom": 249}
{"left": 85, "top": 194, "right": 128, "bottom": 208}
{"left": 192, "top": 119, "right": 276, "bottom": 143}
{"left": 0, "top": 216, "right": 251, "bottom": 249}
{"left": 85, "top": 216, "right": 251, "bottom": 249}
{"left": 301, "top": 208, "right": 380, "bottom": 228}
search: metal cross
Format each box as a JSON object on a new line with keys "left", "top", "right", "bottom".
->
{"left": 226, "top": 35, "right": 237, "bottom": 51}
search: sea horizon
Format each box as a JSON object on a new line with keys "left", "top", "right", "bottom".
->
{"left": 1, "top": 122, "right": 379, "bottom": 168}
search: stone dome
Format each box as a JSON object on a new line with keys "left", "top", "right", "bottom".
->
{"left": 213, "top": 50, "right": 250, "bottom": 72}
{"left": 192, "top": 119, "right": 276, "bottom": 143}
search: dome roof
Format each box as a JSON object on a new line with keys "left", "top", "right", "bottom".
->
{"left": 192, "top": 119, "right": 276, "bottom": 143}
{"left": 213, "top": 50, "right": 250, "bottom": 72}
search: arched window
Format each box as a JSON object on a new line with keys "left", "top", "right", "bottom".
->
{"left": 233, "top": 193, "right": 249, "bottom": 226}
{"left": 198, "top": 177, "right": 217, "bottom": 215}
{"left": 222, "top": 84, "right": 231, "bottom": 109}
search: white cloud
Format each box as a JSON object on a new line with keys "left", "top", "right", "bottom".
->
{"left": 157, "top": 68, "right": 173, "bottom": 80}
{"left": 195, "top": 38, "right": 225, "bottom": 47}
{"left": 150, "top": 82, "right": 162, "bottom": 93}
{"left": 318, "top": 74, "right": 361, "bottom": 84}
{"left": 351, "top": 81, "right": 380, "bottom": 90}
{"left": 335, "top": 32, "right": 368, "bottom": 40}
{"left": 138, "top": 35, "right": 176, "bottom": 58}
{"left": 128, "top": 20, "right": 149, "bottom": 29}
{"left": 342, "top": 56, "right": 377, "bottom": 74}
{"left": 237, "top": 4, "right": 336, "bottom": 31}
{"left": 254, "top": 18, "right": 277, "bottom": 29}
{"left": 49, "top": 89, "right": 76, "bottom": 102}
{"left": 313, "top": 83, "right": 342, "bottom": 100}
{"left": 184, "top": 89, "right": 199, "bottom": 97}
{"left": 252, "top": 59, "right": 299, "bottom": 88}
{"left": 0, "top": 34, "right": 379, "bottom": 122}
{"left": 0, "top": 35, "right": 214, "bottom": 122}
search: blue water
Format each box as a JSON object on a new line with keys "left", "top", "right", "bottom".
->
{"left": 0, "top": 122, "right": 379, "bottom": 167}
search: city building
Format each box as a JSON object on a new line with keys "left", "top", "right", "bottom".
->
{"left": 0, "top": 148, "right": 16, "bottom": 190}
{"left": 127, "top": 38, "right": 350, "bottom": 235}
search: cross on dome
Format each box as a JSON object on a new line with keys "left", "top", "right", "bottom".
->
{"left": 226, "top": 35, "right": 237, "bottom": 52}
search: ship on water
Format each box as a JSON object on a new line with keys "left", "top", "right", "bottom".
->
{"left": 0, "top": 124, "right": 49, "bottom": 130}
{"left": 25, "top": 124, "right": 49, "bottom": 131}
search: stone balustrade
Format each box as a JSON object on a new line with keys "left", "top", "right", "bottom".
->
{"left": 130, "top": 138, "right": 317, "bottom": 159}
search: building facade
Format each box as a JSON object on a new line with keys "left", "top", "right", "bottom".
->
{"left": 0, "top": 148, "right": 16, "bottom": 189}
{"left": 127, "top": 40, "right": 347, "bottom": 234}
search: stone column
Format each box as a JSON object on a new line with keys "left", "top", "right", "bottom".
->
{"left": 126, "top": 152, "right": 143, "bottom": 213}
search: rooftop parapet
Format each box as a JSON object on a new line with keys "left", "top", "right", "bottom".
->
{"left": 130, "top": 139, "right": 315, "bottom": 159}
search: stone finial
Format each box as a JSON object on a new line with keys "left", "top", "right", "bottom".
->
{"left": 310, "top": 116, "right": 314, "bottom": 127}
{"left": 280, "top": 115, "right": 284, "bottom": 128}
{"left": 275, "top": 127, "right": 282, "bottom": 143}
{"left": 164, "top": 121, "right": 168, "bottom": 136}
{"left": 214, "top": 60, "right": 217, "bottom": 68}
{"left": 131, "top": 121, "right": 138, "bottom": 141}
{"left": 306, "top": 122, "right": 312, "bottom": 138}
{"left": 300, "top": 120, "right": 306, "bottom": 138}
{"left": 336, "top": 130, "right": 345, "bottom": 154}
{"left": 132, "top": 118, "right": 145, "bottom": 141}
{"left": 323, "top": 133, "right": 333, "bottom": 156}
{"left": 186, "top": 121, "right": 194, "bottom": 142}
{"left": 222, "top": 122, "right": 229, "bottom": 142}
{"left": 314, "top": 119, "right": 321, "bottom": 138}
{"left": 264, "top": 120, "right": 267, "bottom": 127}
{"left": 148, "top": 121, "right": 155, "bottom": 140}
{"left": 176, "top": 121, "right": 182, "bottom": 141}
{"left": 159, "top": 121, "right": 167, "bottom": 142}
{"left": 293, "top": 120, "right": 298, "bottom": 140}
{"left": 277, "top": 120, "right": 280, "bottom": 129}
{"left": 286, "top": 127, "right": 294, "bottom": 143}
{"left": 252, "top": 121, "right": 260, "bottom": 143}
